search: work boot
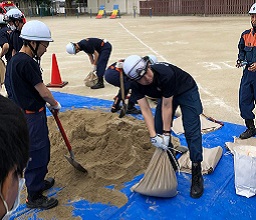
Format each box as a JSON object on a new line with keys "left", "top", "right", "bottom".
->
{"left": 26, "top": 193, "right": 58, "bottom": 210}
{"left": 190, "top": 162, "right": 204, "bottom": 198}
{"left": 239, "top": 119, "right": 256, "bottom": 139}
{"left": 42, "top": 177, "right": 55, "bottom": 192}
{"left": 91, "top": 77, "right": 104, "bottom": 89}
{"left": 111, "top": 97, "right": 121, "bottom": 113}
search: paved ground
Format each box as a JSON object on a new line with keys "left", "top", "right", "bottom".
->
{"left": 25, "top": 15, "right": 252, "bottom": 125}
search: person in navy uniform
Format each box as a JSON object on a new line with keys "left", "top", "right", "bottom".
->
{"left": 236, "top": 3, "right": 256, "bottom": 139}
{"left": 4, "top": 8, "right": 25, "bottom": 56}
{"left": 123, "top": 55, "right": 204, "bottom": 199}
{"left": 66, "top": 38, "right": 112, "bottom": 89}
{"left": 105, "top": 55, "right": 157, "bottom": 114}
{"left": 0, "top": 14, "right": 12, "bottom": 63}
{"left": 5, "top": 20, "right": 60, "bottom": 210}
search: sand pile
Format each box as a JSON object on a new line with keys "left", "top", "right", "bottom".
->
{"left": 34, "top": 108, "right": 155, "bottom": 219}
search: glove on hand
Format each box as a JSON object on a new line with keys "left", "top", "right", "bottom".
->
{"left": 236, "top": 59, "right": 247, "bottom": 68}
{"left": 115, "top": 61, "right": 123, "bottom": 69}
{"left": 236, "top": 59, "right": 242, "bottom": 68}
{"left": 92, "top": 65, "right": 97, "bottom": 72}
{"left": 162, "top": 134, "right": 170, "bottom": 146}
{"left": 46, "top": 101, "right": 61, "bottom": 111}
{"left": 150, "top": 134, "right": 168, "bottom": 150}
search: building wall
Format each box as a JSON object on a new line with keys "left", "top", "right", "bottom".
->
{"left": 87, "top": 0, "right": 143, "bottom": 14}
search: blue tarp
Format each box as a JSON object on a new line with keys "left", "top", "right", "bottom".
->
{"left": 11, "top": 92, "right": 256, "bottom": 220}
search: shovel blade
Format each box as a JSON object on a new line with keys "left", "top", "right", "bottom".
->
{"left": 64, "top": 155, "right": 88, "bottom": 174}
{"left": 119, "top": 103, "right": 127, "bottom": 118}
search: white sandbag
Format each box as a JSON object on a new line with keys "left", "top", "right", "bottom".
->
{"left": 225, "top": 137, "right": 256, "bottom": 154}
{"left": 234, "top": 145, "right": 256, "bottom": 198}
{"left": 178, "top": 146, "right": 223, "bottom": 174}
{"left": 84, "top": 71, "right": 98, "bottom": 87}
{"left": 172, "top": 115, "right": 223, "bottom": 135}
{"left": 131, "top": 148, "right": 177, "bottom": 198}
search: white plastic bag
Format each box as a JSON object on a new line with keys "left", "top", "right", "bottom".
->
{"left": 131, "top": 148, "right": 177, "bottom": 198}
{"left": 234, "top": 145, "right": 256, "bottom": 198}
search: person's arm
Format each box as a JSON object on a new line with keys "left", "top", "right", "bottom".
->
{"left": 162, "top": 96, "right": 173, "bottom": 133}
{"left": 88, "top": 53, "right": 94, "bottom": 64}
{"left": 92, "top": 50, "right": 99, "bottom": 65}
{"left": 12, "top": 48, "right": 16, "bottom": 57}
{"left": 138, "top": 96, "right": 168, "bottom": 150}
{"left": 0, "top": 43, "right": 9, "bottom": 59}
{"left": 137, "top": 97, "right": 156, "bottom": 137}
{"left": 34, "top": 82, "right": 57, "bottom": 106}
{"left": 236, "top": 34, "right": 246, "bottom": 68}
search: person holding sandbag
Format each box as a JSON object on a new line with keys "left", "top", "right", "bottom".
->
{"left": 123, "top": 55, "right": 204, "bottom": 199}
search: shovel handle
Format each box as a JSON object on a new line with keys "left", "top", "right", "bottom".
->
{"left": 120, "top": 70, "right": 125, "bottom": 103}
{"left": 51, "top": 110, "right": 72, "bottom": 152}
{"left": 119, "top": 69, "right": 127, "bottom": 118}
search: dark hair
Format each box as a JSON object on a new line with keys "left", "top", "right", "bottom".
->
{"left": 0, "top": 95, "right": 29, "bottom": 183}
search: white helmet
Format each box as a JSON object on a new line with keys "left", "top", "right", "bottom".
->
{"left": 0, "top": 14, "right": 6, "bottom": 24}
{"left": 249, "top": 3, "right": 256, "bottom": 14}
{"left": 5, "top": 8, "right": 24, "bottom": 22}
{"left": 147, "top": 54, "right": 157, "bottom": 64}
{"left": 123, "top": 55, "right": 148, "bottom": 80}
{"left": 66, "top": 43, "right": 76, "bottom": 54}
{"left": 20, "top": 20, "right": 53, "bottom": 42}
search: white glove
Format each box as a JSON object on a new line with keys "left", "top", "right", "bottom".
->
{"left": 150, "top": 134, "right": 168, "bottom": 150}
{"left": 92, "top": 65, "right": 97, "bottom": 72}
{"left": 46, "top": 101, "right": 61, "bottom": 111}
{"left": 115, "top": 61, "right": 123, "bottom": 69}
{"left": 162, "top": 134, "right": 170, "bottom": 146}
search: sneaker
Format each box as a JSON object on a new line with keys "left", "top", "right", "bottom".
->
{"left": 42, "top": 177, "right": 55, "bottom": 192}
{"left": 239, "top": 128, "right": 256, "bottom": 139}
{"left": 126, "top": 107, "right": 141, "bottom": 114}
{"left": 26, "top": 194, "right": 58, "bottom": 209}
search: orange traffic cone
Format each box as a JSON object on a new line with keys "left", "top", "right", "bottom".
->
{"left": 46, "top": 53, "right": 68, "bottom": 88}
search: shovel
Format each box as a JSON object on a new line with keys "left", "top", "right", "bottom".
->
{"left": 51, "top": 110, "right": 87, "bottom": 173}
{"left": 119, "top": 69, "right": 127, "bottom": 118}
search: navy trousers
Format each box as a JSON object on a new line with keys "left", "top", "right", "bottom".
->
{"left": 155, "top": 86, "right": 203, "bottom": 162}
{"left": 97, "top": 42, "right": 112, "bottom": 78}
{"left": 24, "top": 110, "right": 50, "bottom": 197}
{"left": 239, "top": 69, "right": 256, "bottom": 120}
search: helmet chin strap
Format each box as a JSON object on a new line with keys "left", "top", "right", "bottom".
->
{"left": 27, "top": 41, "right": 41, "bottom": 67}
